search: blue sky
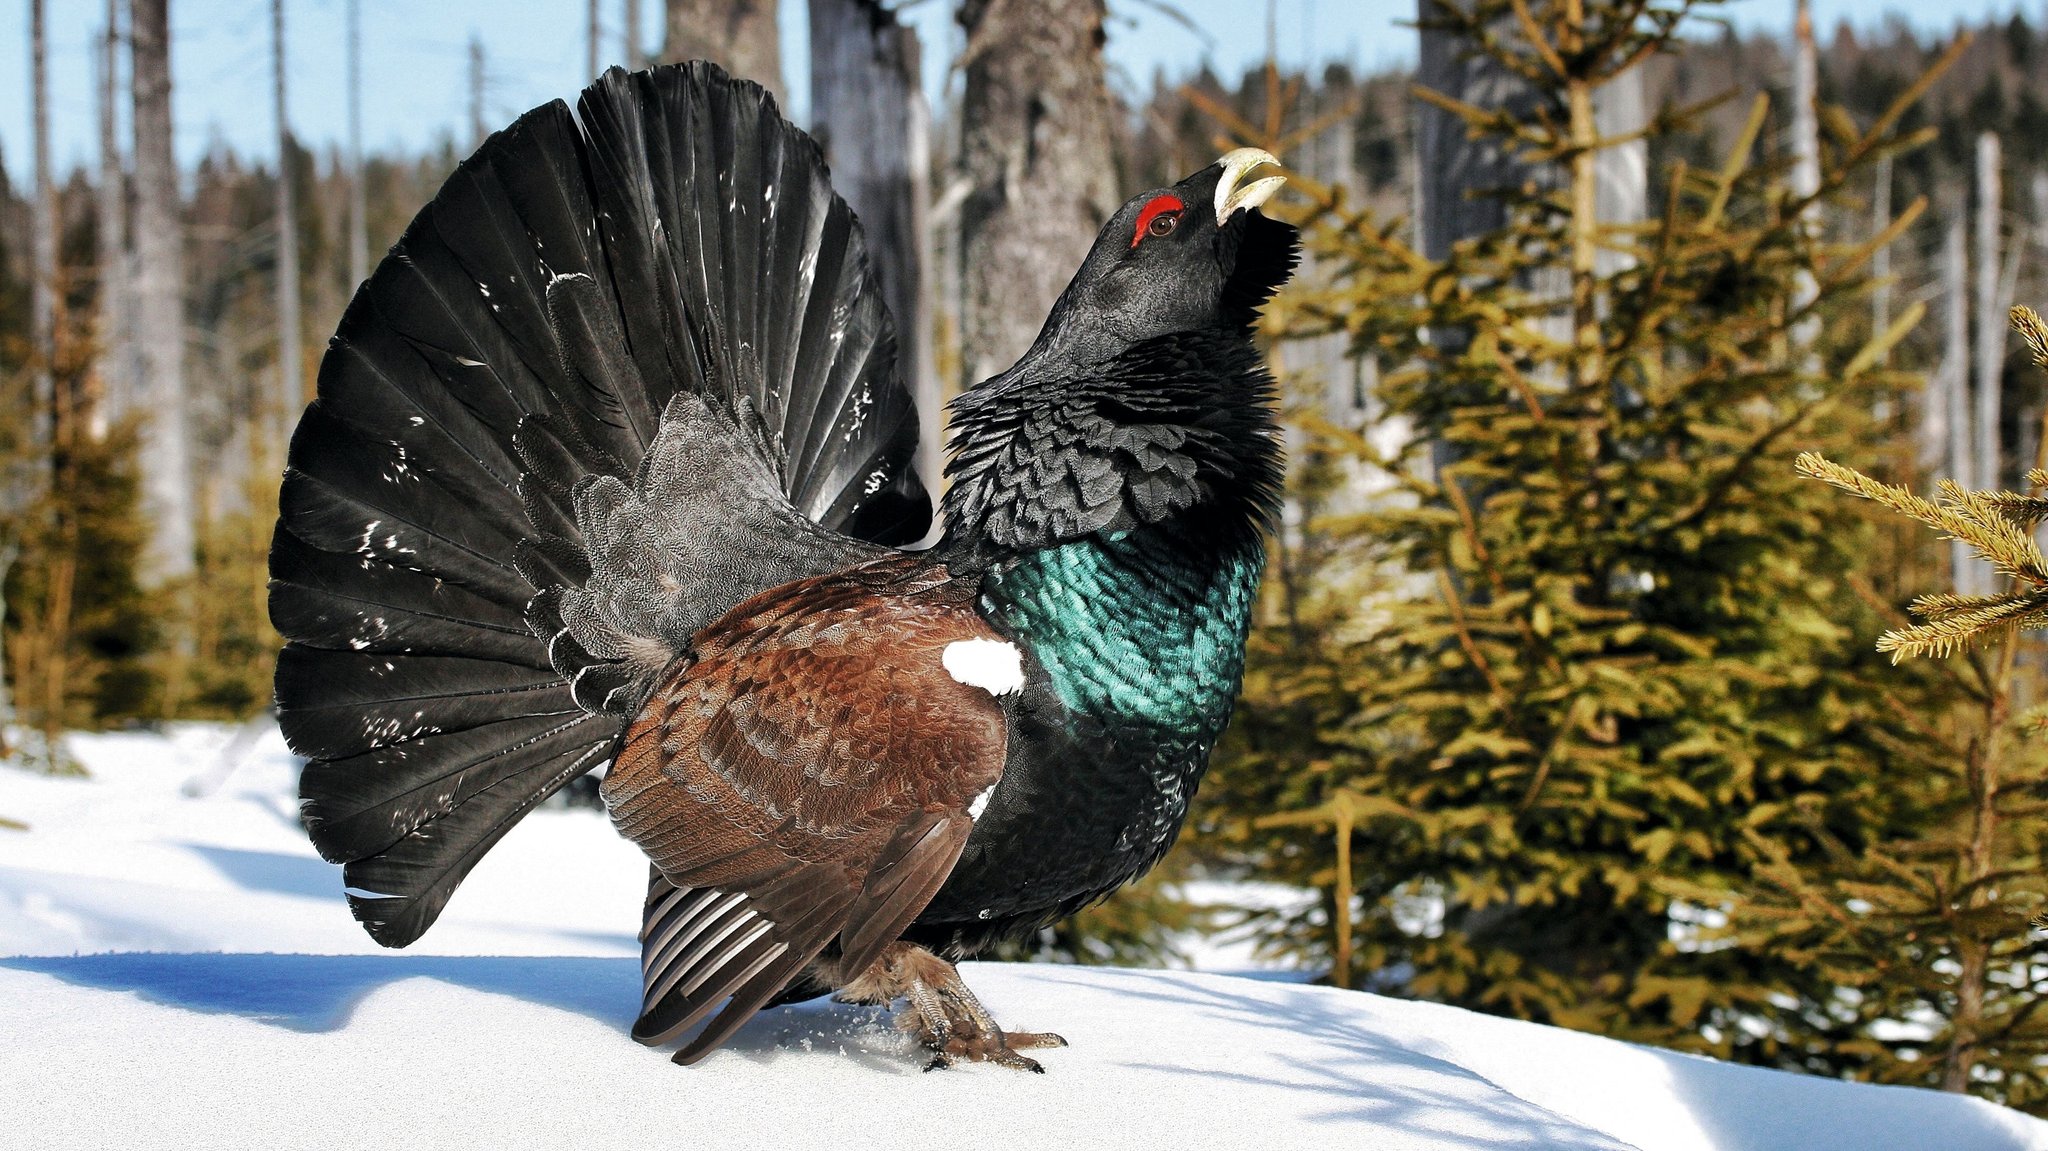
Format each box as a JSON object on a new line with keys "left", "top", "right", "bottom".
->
{"left": 2, "top": 0, "right": 2039, "bottom": 189}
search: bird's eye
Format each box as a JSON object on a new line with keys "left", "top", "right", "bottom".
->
{"left": 1130, "top": 194, "right": 1187, "bottom": 248}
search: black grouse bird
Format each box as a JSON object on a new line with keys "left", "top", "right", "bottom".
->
{"left": 274, "top": 62, "right": 1296, "bottom": 1071}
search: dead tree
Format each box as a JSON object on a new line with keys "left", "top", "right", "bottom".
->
{"left": 30, "top": 0, "right": 54, "bottom": 445}
{"left": 808, "top": 0, "right": 939, "bottom": 507}
{"left": 1788, "top": 0, "right": 1820, "bottom": 355}
{"left": 956, "top": 0, "right": 1116, "bottom": 387}
{"left": 347, "top": 0, "right": 368, "bottom": 289}
{"left": 469, "top": 36, "right": 486, "bottom": 150}
{"left": 660, "top": 0, "right": 783, "bottom": 100}
{"left": 96, "top": 0, "right": 132, "bottom": 433}
{"left": 130, "top": 0, "right": 196, "bottom": 580}
{"left": 274, "top": 0, "right": 303, "bottom": 453}
{"left": 1973, "top": 133, "right": 2004, "bottom": 498}
{"left": 1942, "top": 212, "right": 1978, "bottom": 592}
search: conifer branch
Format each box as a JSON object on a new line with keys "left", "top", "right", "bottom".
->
{"left": 1798, "top": 307, "right": 2048, "bottom": 661}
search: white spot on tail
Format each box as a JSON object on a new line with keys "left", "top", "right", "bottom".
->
{"left": 968, "top": 784, "right": 997, "bottom": 821}
{"left": 942, "top": 639, "right": 1024, "bottom": 697}
{"left": 344, "top": 887, "right": 402, "bottom": 901}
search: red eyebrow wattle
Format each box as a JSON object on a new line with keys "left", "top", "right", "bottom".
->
{"left": 1131, "top": 194, "right": 1186, "bottom": 248}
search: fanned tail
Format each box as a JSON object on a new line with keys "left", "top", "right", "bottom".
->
{"left": 274, "top": 62, "right": 930, "bottom": 948}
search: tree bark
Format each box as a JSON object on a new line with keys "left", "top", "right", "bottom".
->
{"left": 129, "top": 0, "right": 196, "bottom": 580}
{"left": 1974, "top": 132, "right": 2004, "bottom": 498}
{"left": 274, "top": 0, "right": 303, "bottom": 455}
{"left": 97, "top": 0, "right": 132, "bottom": 434}
{"left": 346, "top": 0, "right": 368, "bottom": 290}
{"left": 30, "top": 0, "right": 55, "bottom": 450}
{"left": 955, "top": 0, "right": 1116, "bottom": 387}
{"left": 808, "top": 0, "right": 938, "bottom": 508}
{"left": 1942, "top": 642, "right": 2014, "bottom": 1093}
{"left": 660, "top": 0, "right": 783, "bottom": 102}
{"left": 1942, "top": 212, "right": 1977, "bottom": 591}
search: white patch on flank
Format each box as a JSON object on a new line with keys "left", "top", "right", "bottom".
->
{"left": 968, "top": 784, "right": 997, "bottom": 821}
{"left": 942, "top": 639, "right": 1024, "bottom": 697}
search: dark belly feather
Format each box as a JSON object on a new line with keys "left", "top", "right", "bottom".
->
{"left": 911, "top": 525, "right": 1265, "bottom": 951}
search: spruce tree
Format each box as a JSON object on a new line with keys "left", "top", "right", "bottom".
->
{"left": 1777, "top": 307, "right": 2048, "bottom": 1107}
{"left": 1205, "top": 0, "right": 1976, "bottom": 1077}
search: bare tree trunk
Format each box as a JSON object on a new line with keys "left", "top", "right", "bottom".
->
{"left": 1974, "top": 133, "right": 2003, "bottom": 499}
{"left": 956, "top": 0, "right": 1116, "bottom": 387}
{"left": 1415, "top": 2, "right": 1545, "bottom": 264}
{"left": 1942, "top": 213, "right": 1979, "bottom": 592}
{"left": 347, "top": 0, "right": 368, "bottom": 290}
{"left": 1788, "top": 0, "right": 1820, "bottom": 359}
{"left": 30, "top": 0, "right": 55, "bottom": 448}
{"left": 97, "top": 0, "right": 132, "bottom": 435}
{"left": 808, "top": 0, "right": 939, "bottom": 505}
{"left": 588, "top": 0, "right": 601, "bottom": 80}
{"left": 469, "top": 36, "right": 486, "bottom": 150}
{"left": 661, "top": 0, "right": 783, "bottom": 102}
{"left": 2035, "top": 171, "right": 2048, "bottom": 271}
{"left": 624, "top": 0, "right": 643, "bottom": 68}
{"left": 274, "top": 0, "right": 303, "bottom": 453}
{"left": 130, "top": 0, "right": 196, "bottom": 580}
{"left": 1873, "top": 155, "right": 1893, "bottom": 354}
{"left": 1592, "top": 65, "right": 1645, "bottom": 278}
{"left": 1942, "top": 642, "right": 2014, "bottom": 1093}
{"left": 0, "top": 540, "right": 19, "bottom": 753}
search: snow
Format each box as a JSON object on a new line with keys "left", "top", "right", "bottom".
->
{"left": 3, "top": 724, "right": 2045, "bottom": 1151}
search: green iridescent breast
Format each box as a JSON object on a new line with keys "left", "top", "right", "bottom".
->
{"left": 980, "top": 528, "right": 1265, "bottom": 737}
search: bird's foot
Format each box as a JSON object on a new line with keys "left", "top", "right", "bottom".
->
{"left": 837, "top": 942, "right": 1067, "bottom": 1073}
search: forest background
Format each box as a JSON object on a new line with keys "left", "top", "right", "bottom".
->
{"left": 8, "top": 0, "right": 2048, "bottom": 1115}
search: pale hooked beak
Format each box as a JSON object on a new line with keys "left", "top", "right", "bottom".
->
{"left": 1214, "top": 147, "right": 1285, "bottom": 224}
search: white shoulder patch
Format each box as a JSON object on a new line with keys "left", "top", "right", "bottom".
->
{"left": 941, "top": 638, "right": 1025, "bottom": 697}
{"left": 968, "top": 784, "right": 998, "bottom": 821}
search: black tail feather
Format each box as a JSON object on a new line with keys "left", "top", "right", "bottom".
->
{"left": 340, "top": 725, "right": 614, "bottom": 947}
{"left": 276, "top": 62, "right": 932, "bottom": 947}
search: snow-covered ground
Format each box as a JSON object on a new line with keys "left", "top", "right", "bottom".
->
{"left": 3, "top": 723, "right": 2044, "bottom": 1151}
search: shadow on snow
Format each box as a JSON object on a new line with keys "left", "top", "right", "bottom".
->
{"left": 1030, "top": 969, "right": 1639, "bottom": 1149}
{"left": 0, "top": 952, "right": 640, "bottom": 1033}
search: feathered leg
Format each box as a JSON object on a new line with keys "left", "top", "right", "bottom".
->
{"left": 836, "top": 942, "right": 1068, "bottom": 1072}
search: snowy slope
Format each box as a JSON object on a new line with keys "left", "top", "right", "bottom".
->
{"left": 2, "top": 724, "right": 2044, "bottom": 1151}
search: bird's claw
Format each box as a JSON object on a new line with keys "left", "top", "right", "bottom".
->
{"left": 842, "top": 942, "right": 1069, "bottom": 1073}
{"left": 918, "top": 1022, "right": 1065, "bottom": 1072}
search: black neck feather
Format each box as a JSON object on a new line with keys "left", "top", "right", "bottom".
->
{"left": 937, "top": 328, "right": 1282, "bottom": 567}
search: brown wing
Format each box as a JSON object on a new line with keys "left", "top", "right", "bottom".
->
{"left": 600, "top": 556, "right": 1009, "bottom": 1062}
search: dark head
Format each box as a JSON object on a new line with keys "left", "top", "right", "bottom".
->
{"left": 940, "top": 151, "right": 1300, "bottom": 562}
{"left": 1027, "top": 149, "right": 1301, "bottom": 362}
